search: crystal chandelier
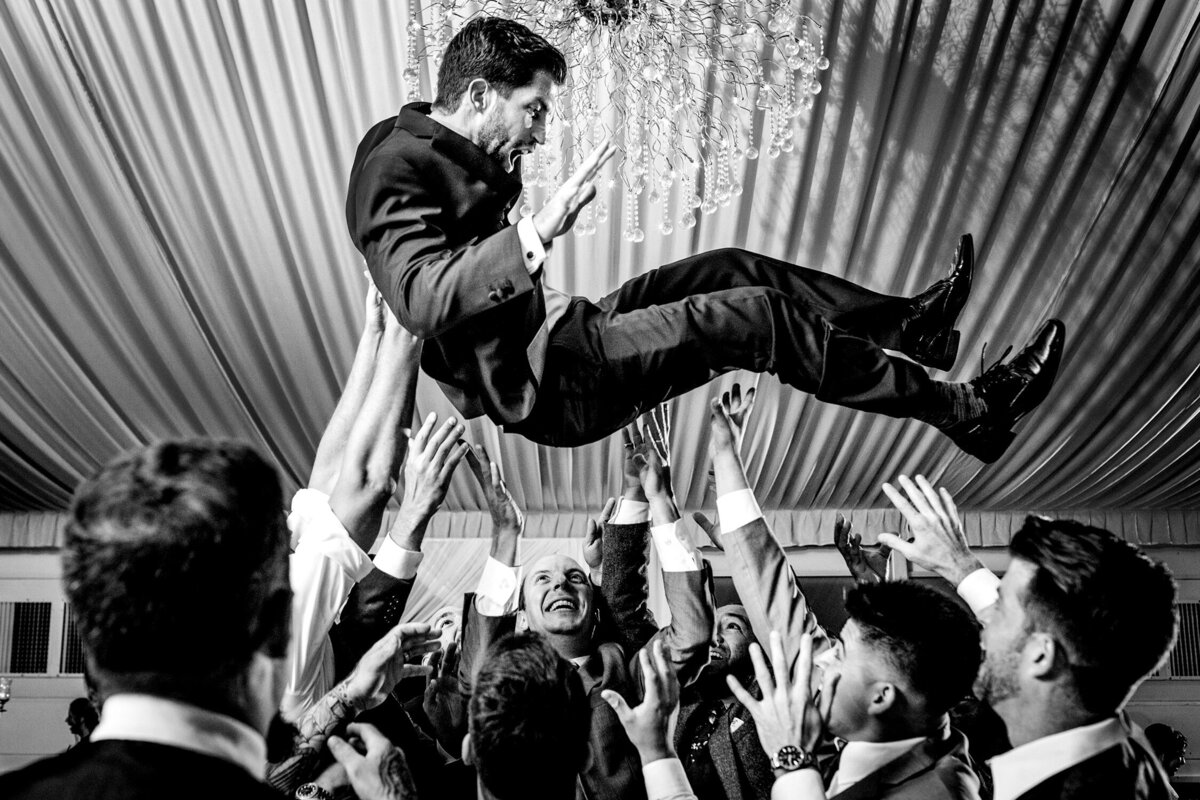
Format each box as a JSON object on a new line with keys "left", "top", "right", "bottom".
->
{"left": 405, "top": 0, "right": 829, "bottom": 241}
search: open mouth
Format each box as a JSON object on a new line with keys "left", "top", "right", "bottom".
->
{"left": 546, "top": 597, "right": 578, "bottom": 613}
{"left": 709, "top": 645, "right": 728, "bottom": 661}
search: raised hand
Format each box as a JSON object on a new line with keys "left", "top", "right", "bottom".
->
{"left": 532, "top": 138, "right": 617, "bottom": 243}
{"left": 465, "top": 445, "right": 524, "bottom": 534}
{"left": 727, "top": 631, "right": 837, "bottom": 762}
{"left": 834, "top": 515, "right": 892, "bottom": 584}
{"left": 399, "top": 412, "right": 469, "bottom": 518}
{"left": 423, "top": 641, "right": 467, "bottom": 753}
{"left": 708, "top": 398, "right": 740, "bottom": 457}
{"left": 626, "top": 405, "right": 673, "bottom": 502}
{"left": 328, "top": 723, "right": 418, "bottom": 800}
{"left": 583, "top": 497, "right": 617, "bottom": 575}
{"left": 342, "top": 622, "right": 441, "bottom": 711}
{"left": 363, "top": 271, "right": 387, "bottom": 338}
{"left": 879, "top": 475, "right": 983, "bottom": 586}
{"left": 601, "top": 639, "right": 680, "bottom": 764}
{"left": 720, "top": 382, "right": 756, "bottom": 444}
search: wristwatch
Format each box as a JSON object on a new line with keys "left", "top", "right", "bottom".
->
{"left": 769, "top": 744, "right": 817, "bottom": 772}
{"left": 295, "top": 784, "right": 335, "bottom": 800}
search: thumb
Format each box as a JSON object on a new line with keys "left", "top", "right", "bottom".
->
{"left": 327, "top": 735, "right": 360, "bottom": 768}
{"left": 601, "top": 689, "right": 633, "bottom": 723}
{"left": 876, "top": 532, "right": 915, "bottom": 560}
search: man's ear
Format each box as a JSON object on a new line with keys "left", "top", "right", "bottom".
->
{"left": 515, "top": 609, "right": 529, "bottom": 632}
{"left": 866, "top": 682, "right": 897, "bottom": 716}
{"left": 467, "top": 78, "right": 490, "bottom": 113}
{"left": 1025, "top": 631, "right": 1060, "bottom": 679}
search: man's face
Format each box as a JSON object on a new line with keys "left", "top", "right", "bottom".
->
{"left": 477, "top": 70, "right": 556, "bottom": 172}
{"left": 66, "top": 713, "right": 83, "bottom": 737}
{"left": 709, "top": 605, "right": 756, "bottom": 678}
{"left": 974, "top": 559, "right": 1035, "bottom": 707}
{"left": 522, "top": 554, "right": 594, "bottom": 636}
{"left": 814, "top": 619, "right": 896, "bottom": 740}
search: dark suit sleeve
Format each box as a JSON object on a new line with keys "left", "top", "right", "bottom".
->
{"left": 328, "top": 567, "right": 413, "bottom": 683}
{"left": 723, "top": 517, "right": 833, "bottom": 674}
{"left": 456, "top": 593, "right": 518, "bottom": 693}
{"left": 596, "top": 520, "right": 660, "bottom": 653}
{"left": 352, "top": 151, "right": 536, "bottom": 338}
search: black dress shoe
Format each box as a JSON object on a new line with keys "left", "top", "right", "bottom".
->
{"left": 902, "top": 234, "right": 974, "bottom": 371}
{"left": 944, "top": 319, "right": 1066, "bottom": 463}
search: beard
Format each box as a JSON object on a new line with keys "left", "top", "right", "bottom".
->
{"left": 974, "top": 646, "right": 1022, "bottom": 706}
{"left": 478, "top": 109, "right": 519, "bottom": 172}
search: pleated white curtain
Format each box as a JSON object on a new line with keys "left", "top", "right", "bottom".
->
{"left": 2, "top": 0, "right": 1200, "bottom": 548}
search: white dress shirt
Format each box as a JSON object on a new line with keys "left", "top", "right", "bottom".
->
{"left": 643, "top": 757, "right": 699, "bottom": 800}
{"left": 281, "top": 488, "right": 423, "bottom": 721}
{"left": 91, "top": 694, "right": 267, "bottom": 779}
{"left": 989, "top": 716, "right": 1127, "bottom": 800}
{"left": 515, "top": 216, "right": 571, "bottom": 378}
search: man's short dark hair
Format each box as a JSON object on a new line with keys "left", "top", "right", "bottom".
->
{"left": 63, "top": 440, "right": 291, "bottom": 699}
{"left": 845, "top": 580, "right": 982, "bottom": 716}
{"left": 1010, "top": 517, "right": 1177, "bottom": 714}
{"left": 469, "top": 631, "right": 590, "bottom": 800}
{"left": 433, "top": 17, "right": 567, "bottom": 112}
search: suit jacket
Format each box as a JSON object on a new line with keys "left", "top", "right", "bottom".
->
{"left": 1014, "top": 736, "right": 1174, "bottom": 800}
{"left": 346, "top": 103, "right": 546, "bottom": 424}
{"left": 675, "top": 693, "right": 774, "bottom": 800}
{"left": 328, "top": 565, "right": 414, "bottom": 682}
{"left": 0, "top": 740, "right": 284, "bottom": 800}
{"left": 459, "top": 566, "right": 712, "bottom": 800}
{"left": 828, "top": 727, "right": 981, "bottom": 800}
{"left": 722, "top": 516, "right": 835, "bottom": 667}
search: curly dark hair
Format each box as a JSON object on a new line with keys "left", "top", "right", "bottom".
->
{"left": 433, "top": 17, "right": 567, "bottom": 112}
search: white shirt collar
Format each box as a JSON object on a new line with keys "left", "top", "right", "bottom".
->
{"left": 829, "top": 735, "right": 927, "bottom": 794}
{"left": 990, "top": 716, "right": 1126, "bottom": 800}
{"left": 91, "top": 694, "right": 267, "bottom": 780}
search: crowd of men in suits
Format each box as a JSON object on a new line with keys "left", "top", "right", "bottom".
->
{"left": 0, "top": 273, "right": 1182, "bottom": 800}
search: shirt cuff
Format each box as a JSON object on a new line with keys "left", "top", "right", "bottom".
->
{"left": 372, "top": 537, "right": 423, "bottom": 581}
{"left": 289, "top": 489, "right": 373, "bottom": 582}
{"left": 474, "top": 556, "right": 520, "bottom": 616}
{"left": 613, "top": 498, "right": 650, "bottom": 525}
{"left": 516, "top": 216, "right": 547, "bottom": 274}
{"left": 716, "top": 488, "right": 763, "bottom": 532}
{"left": 771, "top": 769, "right": 826, "bottom": 800}
{"left": 642, "top": 757, "right": 694, "bottom": 800}
{"left": 651, "top": 521, "right": 699, "bottom": 572}
{"left": 957, "top": 567, "right": 1001, "bottom": 616}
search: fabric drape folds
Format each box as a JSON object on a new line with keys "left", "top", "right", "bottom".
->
{"left": 1, "top": 0, "right": 1199, "bottom": 545}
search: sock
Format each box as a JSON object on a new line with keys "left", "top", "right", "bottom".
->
{"left": 920, "top": 381, "right": 988, "bottom": 428}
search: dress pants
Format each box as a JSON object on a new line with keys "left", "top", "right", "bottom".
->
{"left": 509, "top": 247, "right": 943, "bottom": 447}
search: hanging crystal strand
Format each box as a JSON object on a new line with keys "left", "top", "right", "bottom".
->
{"left": 780, "top": 71, "right": 797, "bottom": 152}
{"left": 679, "top": 167, "right": 697, "bottom": 229}
{"left": 701, "top": 155, "right": 717, "bottom": 215}
{"left": 404, "top": 0, "right": 423, "bottom": 101}
{"left": 716, "top": 143, "right": 733, "bottom": 206}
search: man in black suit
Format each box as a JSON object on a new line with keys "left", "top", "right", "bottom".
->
{"left": 882, "top": 476, "right": 1179, "bottom": 800}
{"left": 346, "top": 16, "right": 1065, "bottom": 463}
{"left": 0, "top": 441, "right": 418, "bottom": 800}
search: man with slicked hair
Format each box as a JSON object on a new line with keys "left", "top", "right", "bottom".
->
{"left": 883, "top": 477, "right": 1179, "bottom": 800}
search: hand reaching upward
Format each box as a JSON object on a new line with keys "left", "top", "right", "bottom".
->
{"left": 532, "top": 138, "right": 617, "bottom": 243}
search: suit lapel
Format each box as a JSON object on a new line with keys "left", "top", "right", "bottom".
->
{"left": 828, "top": 734, "right": 947, "bottom": 800}
{"left": 707, "top": 707, "right": 744, "bottom": 800}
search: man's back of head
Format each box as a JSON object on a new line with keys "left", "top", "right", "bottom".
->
{"left": 467, "top": 631, "right": 590, "bottom": 800}
{"left": 835, "top": 580, "right": 982, "bottom": 736}
{"left": 1008, "top": 517, "right": 1177, "bottom": 715}
{"left": 63, "top": 440, "right": 292, "bottom": 718}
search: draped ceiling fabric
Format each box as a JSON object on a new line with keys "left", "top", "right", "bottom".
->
{"left": 3, "top": 0, "right": 1200, "bottom": 552}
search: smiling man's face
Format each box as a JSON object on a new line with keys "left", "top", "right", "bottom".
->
{"left": 708, "top": 604, "right": 756, "bottom": 678}
{"left": 522, "top": 553, "right": 594, "bottom": 636}
{"left": 476, "top": 70, "right": 556, "bottom": 172}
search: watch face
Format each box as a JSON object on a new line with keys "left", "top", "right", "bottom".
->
{"left": 772, "top": 743, "right": 811, "bottom": 767}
